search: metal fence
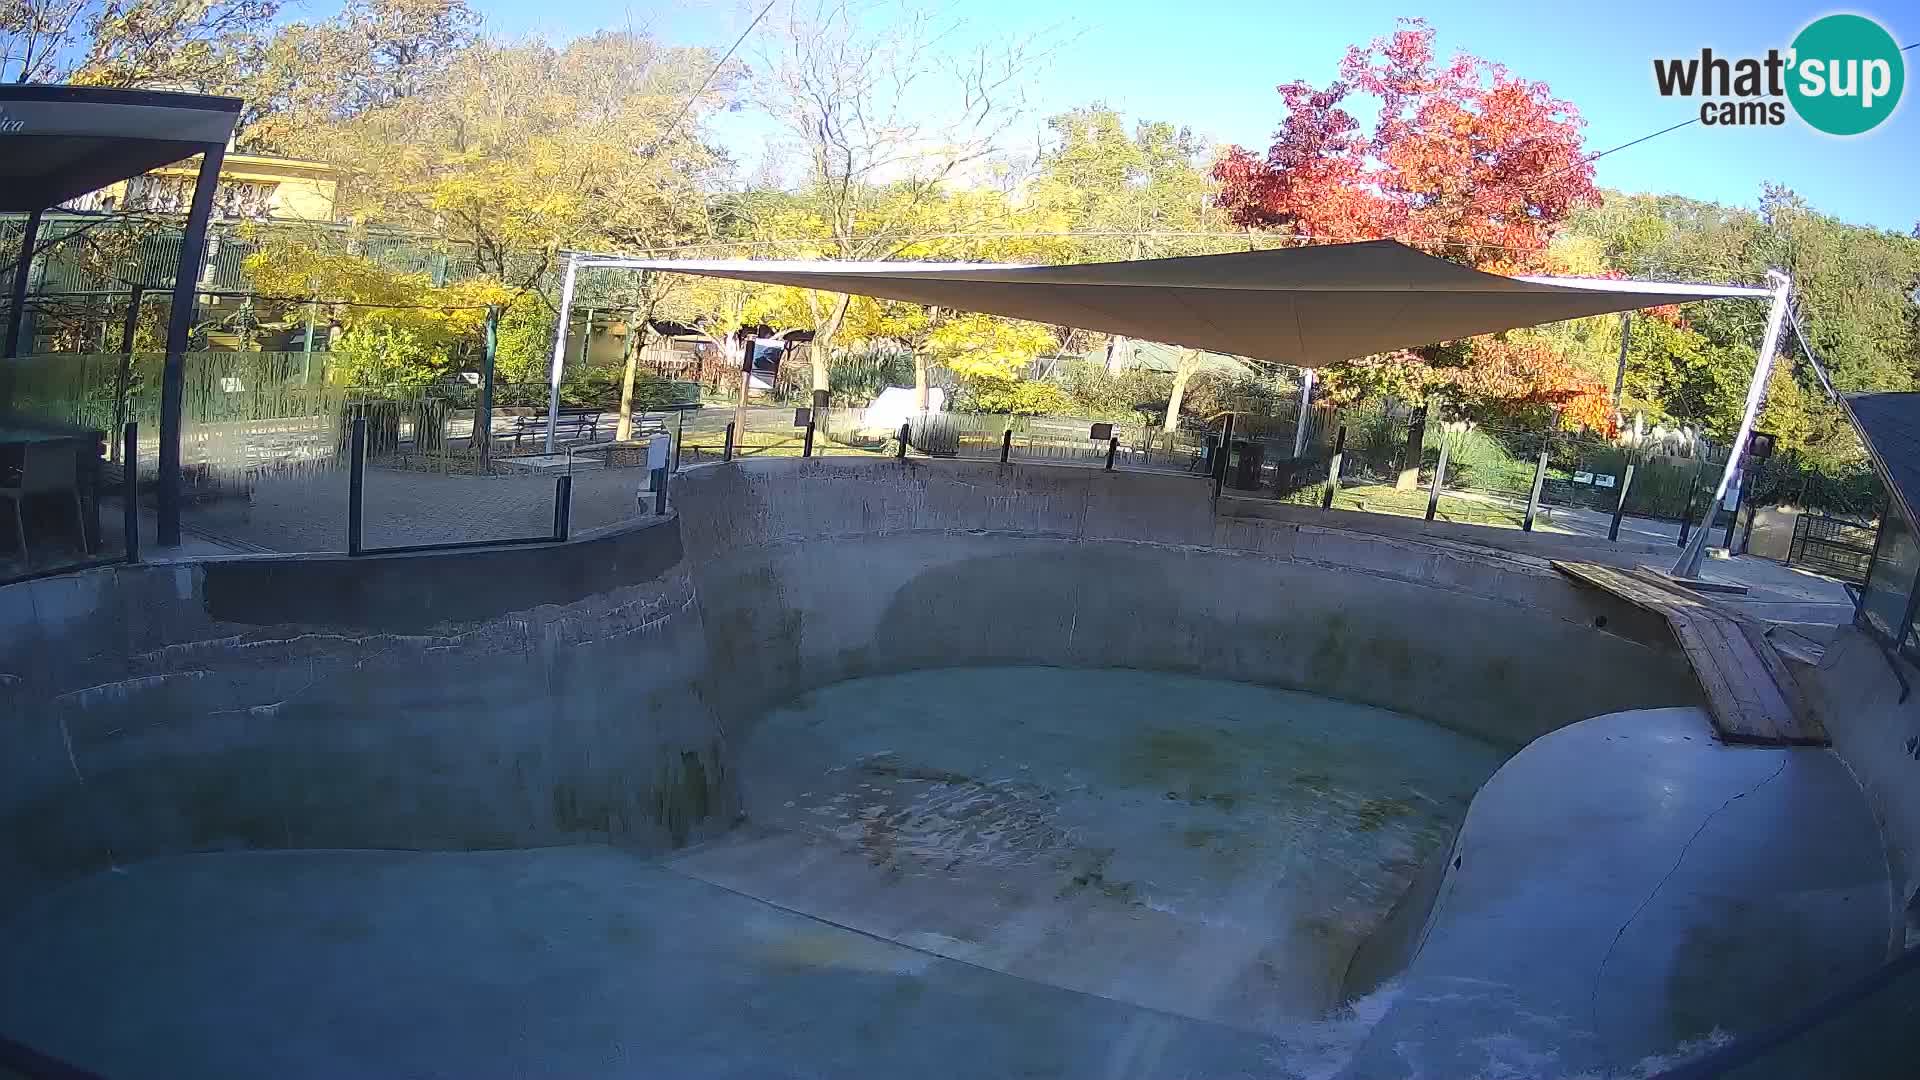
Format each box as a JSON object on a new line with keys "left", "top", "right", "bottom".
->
{"left": 1789, "top": 513, "right": 1877, "bottom": 585}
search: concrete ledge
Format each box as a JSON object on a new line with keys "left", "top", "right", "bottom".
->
{"left": 200, "top": 515, "right": 685, "bottom": 633}
{"left": 1342, "top": 707, "right": 1892, "bottom": 1078}
{"left": 1219, "top": 496, "right": 1674, "bottom": 566}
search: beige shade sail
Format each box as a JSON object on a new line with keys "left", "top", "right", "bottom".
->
{"left": 615, "top": 239, "right": 1765, "bottom": 367}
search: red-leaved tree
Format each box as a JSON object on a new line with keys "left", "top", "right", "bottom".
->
{"left": 1215, "top": 20, "right": 1606, "bottom": 478}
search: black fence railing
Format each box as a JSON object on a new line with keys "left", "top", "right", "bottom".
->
{"left": 1788, "top": 512, "right": 1877, "bottom": 585}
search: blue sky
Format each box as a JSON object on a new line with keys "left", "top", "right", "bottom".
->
{"left": 467, "top": 0, "right": 1917, "bottom": 232}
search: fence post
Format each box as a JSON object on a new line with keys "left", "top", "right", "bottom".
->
{"left": 802, "top": 420, "right": 815, "bottom": 458}
{"left": 897, "top": 422, "right": 910, "bottom": 458}
{"left": 109, "top": 285, "right": 144, "bottom": 463}
{"left": 122, "top": 422, "right": 139, "bottom": 564}
{"left": 1320, "top": 424, "right": 1347, "bottom": 510}
{"left": 1677, "top": 471, "right": 1701, "bottom": 547}
{"left": 722, "top": 421, "right": 735, "bottom": 462}
{"left": 1608, "top": 463, "right": 1636, "bottom": 542}
{"left": 1000, "top": 427, "right": 1012, "bottom": 464}
{"left": 1105, "top": 436, "right": 1119, "bottom": 471}
{"left": 347, "top": 415, "right": 366, "bottom": 556}
{"left": 1425, "top": 436, "right": 1451, "bottom": 522}
{"left": 552, "top": 474, "right": 573, "bottom": 541}
{"left": 1522, "top": 449, "right": 1549, "bottom": 532}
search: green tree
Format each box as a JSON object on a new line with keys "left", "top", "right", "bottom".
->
{"left": 1029, "top": 104, "right": 1220, "bottom": 260}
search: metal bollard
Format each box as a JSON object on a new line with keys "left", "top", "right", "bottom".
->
{"left": 1425, "top": 436, "right": 1451, "bottom": 522}
{"left": 653, "top": 467, "right": 668, "bottom": 515}
{"left": 1522, "top": 450, "right": 1548, "bottom": 532}
{"left": 1105, "top": 436, "right": 1119, "bottom": 470}
{"left": 1677, "top": 471, "right": 1701, "bottom": 547}
{"left": 1001, "top": 428, "right": 1012, "bottom": 464}
{"left": 802, "top": 420, "right": 815, "bottom": 458}
{"left": 1214, "top": 415, "right": 1236, "bottom": 501}
{"left": 722, "top": 421, "right": 735, "bottom": 461}
{"left": 552, "top": 474, "right": 573, "bottom": 541}
{"left": 347, "top": 415, "right": 366, "bottom": 556}
{"left": 897, "top": 422, "right": 910, "bottom": 458}
{"left": 1608, "top": 463, "right": 1636, "bottom": 542}
{"left": 122, "top": 422, "right": 139, "bottom": 564}
{"left": 1320, "top": 424, "right": 1346, "bottom": 510}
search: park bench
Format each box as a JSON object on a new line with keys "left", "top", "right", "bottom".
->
{"left": 508, "top": 408, "right": 604, "bottom": 446}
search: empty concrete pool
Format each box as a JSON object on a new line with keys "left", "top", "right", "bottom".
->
{"left": 1, "top": 459, "right": 1909, "bottom": 1078}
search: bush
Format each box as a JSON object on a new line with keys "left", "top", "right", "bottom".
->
{"left": 1056, "top": 359, "right": 1175, "bottom": 422}
{"left": 829, "top": 345, "right": 916, "bottom": 405}
{"left": 1183, "top": 369, "right": 1296, "bottom": 420}
{"left": 556, "top": 367, "right": 682, "bottom": 411}
{"left": 963, "top": 378, "right": 1073, "bottom": 416}
{"left": 333, "top": 325, "right": 447, "bottom": 392}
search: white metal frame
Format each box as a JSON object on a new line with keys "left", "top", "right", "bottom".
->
{"left": 547, "top": 248, "right": 1793, "bottom": 579}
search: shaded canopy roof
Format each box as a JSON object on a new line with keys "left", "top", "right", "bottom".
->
{"left": 0, "top": 85, "right": 242, "bottom": 212}
{"left": 1843, "top": 392, "right": 1920, "bottom": 526}
{"left": 623, "top": 240, "right": 1766, "bottom": 369}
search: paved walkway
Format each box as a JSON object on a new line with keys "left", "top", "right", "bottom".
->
{"left": 179, "top": 465, "right": 661, "bottom": 554}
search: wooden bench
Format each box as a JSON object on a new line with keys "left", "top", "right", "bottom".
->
{"left": 509, "top": 408, "right": 604, "bottom": 446}
{"left": 1552, "top": 560, "right": 1825, "bottom": 746}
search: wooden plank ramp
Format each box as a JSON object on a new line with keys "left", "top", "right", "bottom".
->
{"left": 1551, "top": 561, "right": 1826, "bottom": 746}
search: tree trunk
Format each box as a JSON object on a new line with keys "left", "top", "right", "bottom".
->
{"left": 1395, "top": 404, "right": 1428, "bottom": 491}
{"left": 914, "top": 351, "right": 931, "bottom": 411}
{"left": 812, "top": 293, "right": 851, "bottom": 394}
{"left": 615, "top": 309, "right": 644, "bottom": 442}
{"left": 1164, "top": 349, "right": 1200, "bottom": 433}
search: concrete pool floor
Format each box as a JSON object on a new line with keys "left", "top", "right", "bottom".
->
{"left": 0, "top": 847, "right": 1284, "bottom": 1080}
{"left": 678, "top": 668, "right": 1504, "bottom": 1032}
{"left": 0, "top": 668, "right": 1508, "bottom": 1079}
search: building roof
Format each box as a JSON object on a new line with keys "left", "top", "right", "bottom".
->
{"left": 1119, "top": 339, "right": 1250, "bottom": 376}
{"left": 619, "top": 240, "right": 1771, "bottom": 369}
{"left": 0, "top": 85, "right": 241, "bottom": 212}
{"left": 1842, "top": 392, "right": 1920, "bottom": 525}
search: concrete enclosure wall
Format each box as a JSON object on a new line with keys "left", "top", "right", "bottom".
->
{"left": 1797, "top": 627, "right": 1920, "bottom": 938}
{"left": 2, "top": 457, "right": 1708, "bottom": 919}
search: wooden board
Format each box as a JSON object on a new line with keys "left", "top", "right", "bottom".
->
{"left": 1551, "top": 561, "right": 1824, "bottom": 746}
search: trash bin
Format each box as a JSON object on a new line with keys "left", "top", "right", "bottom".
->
{"left": 1231, "top": 439, "right": 1264, "bottom": 490}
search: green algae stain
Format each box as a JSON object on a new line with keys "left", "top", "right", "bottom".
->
{"left": 1352, "top": 797, "right": 1414, "bottom": 832}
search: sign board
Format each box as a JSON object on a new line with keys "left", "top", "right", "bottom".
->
{"left": 745, "top": 338, "right": 784, "bottom": 392}
{"left": 1573, "top": 471, "right": 1594, "bottom": 484}
{"left": 793, "top": 407, "right": 812, "bottom": 428}
{"left": 1594, "top": 473, "right": 1617, "bottom": 489}
{"left": 1089, "top": 422, "right": 1113, "bottom": 441}
{"left": 646, "top": 434, "right": 671, "bottom": 471}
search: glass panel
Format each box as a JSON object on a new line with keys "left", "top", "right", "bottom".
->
{"left": 1, "top": 353, "right": 124, "bottom": 580}
{"left": 1858, "top": 504, "right": 1917, "bottom": 641}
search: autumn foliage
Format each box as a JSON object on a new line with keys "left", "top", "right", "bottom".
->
{"left": 1215, "top": 20, "right": 1609, "bottom": 428}
{"left": 1215, "top": 19, "right": 1595, "bottom": 272}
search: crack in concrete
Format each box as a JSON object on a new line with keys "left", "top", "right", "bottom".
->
{"left": 1587, "top": 755, "right": 1791, "bottom": 1040}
